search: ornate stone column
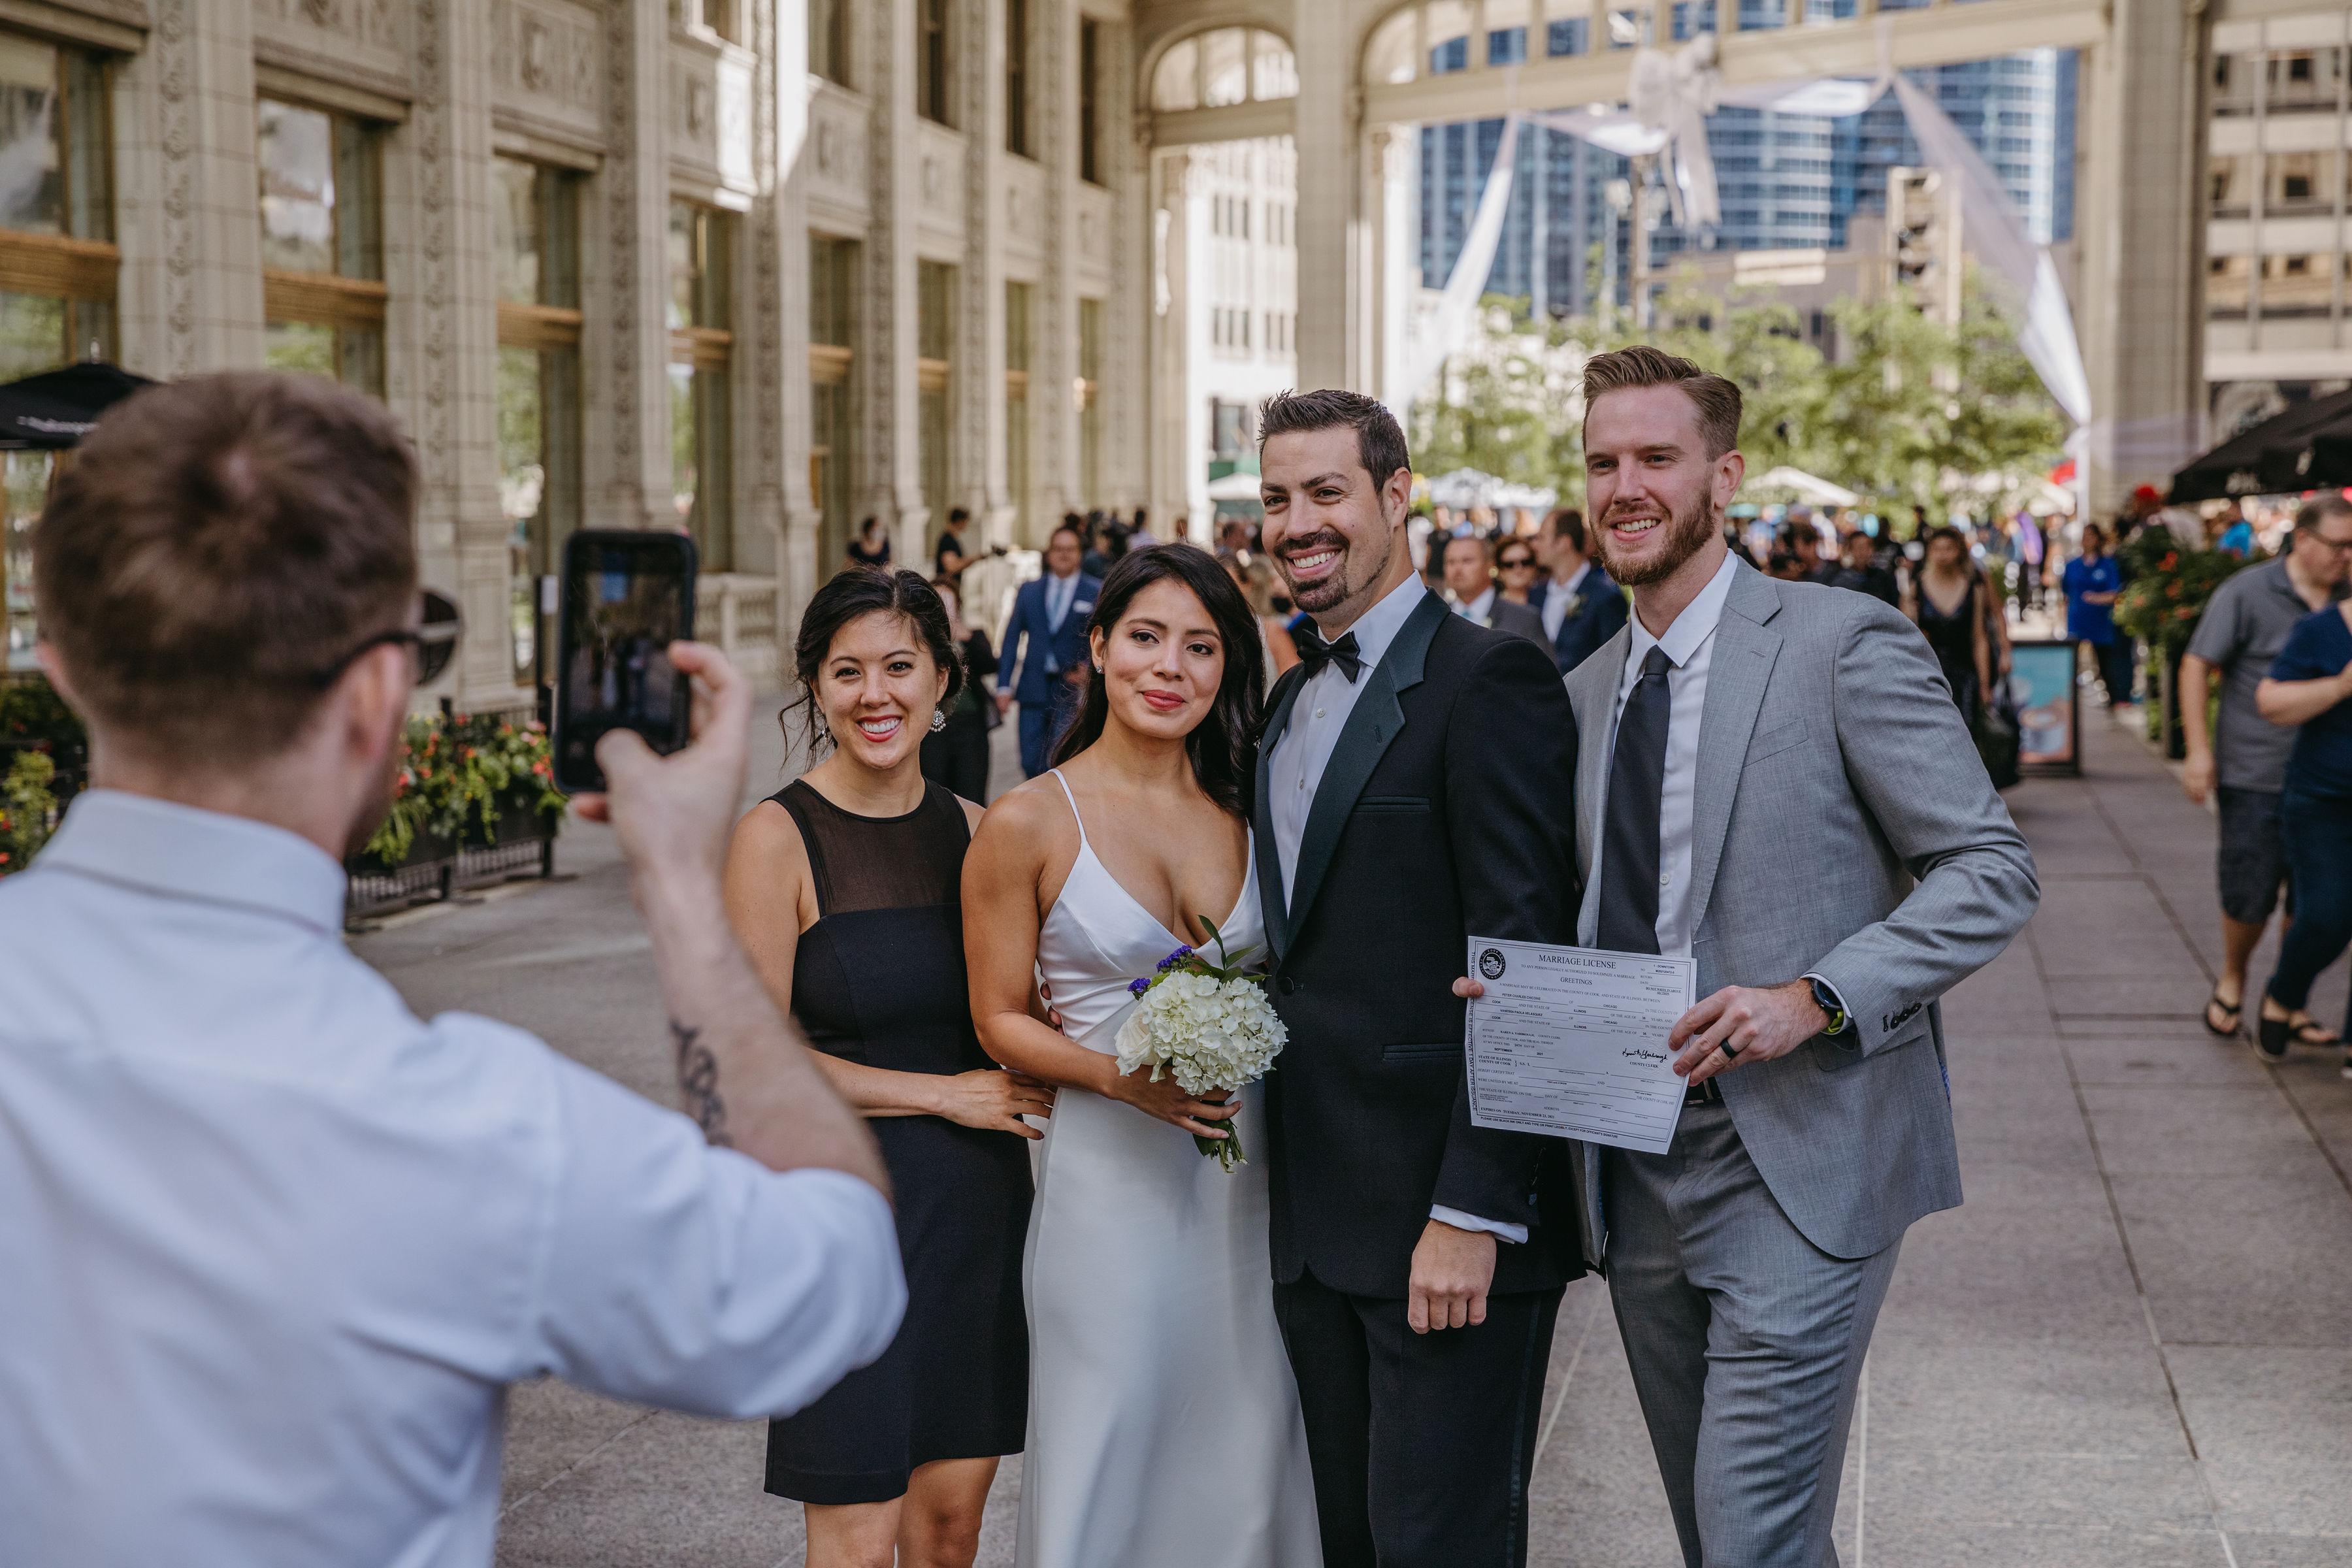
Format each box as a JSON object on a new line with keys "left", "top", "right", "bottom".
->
{"left": 594, "top": 0, "right": 674, "bottom": 531}
{"left": 2076, "top": 0, "right": 2210, "bottom": 506}
{"left": 116, "top": 0, "right": 265, "bottom": 378}
{"left": 402, "top": 0, "right": 508, "bottom": 704}
{"left": 962, "top": 0, "right": 1013, "bottom": 551}
{"left": 758, "top": 0, "right": 819, "bottom": 632}
{"left": 1292, "top": 2, "right": 1364, "bottom": 393}
{"left": 866, "top": 0, "right": 928, "bottom": 565}
{"left": 1034, "top": 0, "right": 1077, "bottom": 524}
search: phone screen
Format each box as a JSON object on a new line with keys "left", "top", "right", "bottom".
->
{"left": 553, "top": 531, "right": 697, "bottom": 792}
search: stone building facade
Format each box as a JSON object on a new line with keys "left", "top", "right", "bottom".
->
{"left": 0, "top": 0, "right": 1155, "bottom": 706}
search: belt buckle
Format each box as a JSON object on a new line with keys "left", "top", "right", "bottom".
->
{"left": 1684, "top": 1078, "right": 1723, "bottom": 1107}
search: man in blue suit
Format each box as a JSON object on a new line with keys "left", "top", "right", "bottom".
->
{"left": 996, "top": 522, "right": 1102, "bottom": 777}
{"left": 1527, "top": 506, "right": 1628, "bottom": 674}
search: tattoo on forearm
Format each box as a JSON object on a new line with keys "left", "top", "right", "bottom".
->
{"left": 672, "top": 1019, "right": 732, "bottom": 1147}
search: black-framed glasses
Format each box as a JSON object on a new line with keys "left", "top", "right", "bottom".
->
{"left": 310, "top": 588, "right": 463, "bottom": 689}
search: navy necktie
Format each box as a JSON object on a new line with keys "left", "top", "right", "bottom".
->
{"left": 1599, "top": 646, "right": 1672, "bottom": 956}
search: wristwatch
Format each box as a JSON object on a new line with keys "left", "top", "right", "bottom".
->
{"left": 1808, "top": 977, "right": 1850, "bottom": 1036}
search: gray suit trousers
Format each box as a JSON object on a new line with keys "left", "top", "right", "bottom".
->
{"left": 1606, "top": 1104, "right": 1901, "bottom": 1568}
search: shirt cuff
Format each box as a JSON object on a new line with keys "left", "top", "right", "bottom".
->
{"left": 1429, "top": 1205, "right": 1528, "bottom": 1245}
{"left": 1800, "top": 973, "right": 1849, "bottom": 1031}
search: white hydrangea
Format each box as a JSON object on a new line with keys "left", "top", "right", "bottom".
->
{"left": 1114, "top": 970, "right": 1288, "bottom": 1098}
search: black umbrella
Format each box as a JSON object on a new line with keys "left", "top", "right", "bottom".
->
{"left": 0, "top": 361, "right": 157, "bottom": 449}
{"left": 2171, "top": 385, "right": 2352, "bottom": 503}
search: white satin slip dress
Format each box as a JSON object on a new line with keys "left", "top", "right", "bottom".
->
{"left": 1015, "top": 770, "right": 1323, "bottom": 1568}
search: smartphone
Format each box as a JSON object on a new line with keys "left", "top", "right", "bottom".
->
{"left": 552, "top": 531, "right": 697, "bottom": 793}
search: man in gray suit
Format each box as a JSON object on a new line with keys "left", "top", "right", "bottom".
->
{"left": 1480, "top": 347, "right": 2038, "bottom": 1566}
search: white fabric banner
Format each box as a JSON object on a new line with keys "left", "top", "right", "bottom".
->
{"left": 1388, "top": 113, "right": 1522, "bottom": 423}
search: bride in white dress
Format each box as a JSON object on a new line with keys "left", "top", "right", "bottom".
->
{"left": 964, "top": 546, "right": 1322, "bottom": 1568}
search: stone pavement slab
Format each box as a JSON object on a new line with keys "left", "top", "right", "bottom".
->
{"left": 352, "top": 696, "right": 2352, "bottom": 1566}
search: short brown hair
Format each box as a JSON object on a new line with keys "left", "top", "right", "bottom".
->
{"left": 1257, "top": 388, "right": 1412, "bottom": 491}
{"left": 1581, "top": 345, "right": 1744, "bottom": 459}
{"left": 35, "top": 372, "right": 418, "bottom": 764}
{"left": 1543, "top": 506, "right": 1587, "bottom": 553}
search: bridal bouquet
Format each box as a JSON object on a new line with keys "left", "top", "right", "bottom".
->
{"left": 1115, "top": 918, "right": 1288, "bottom": 1172}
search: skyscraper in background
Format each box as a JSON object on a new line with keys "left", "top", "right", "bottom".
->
{"left": 1414, "top": 41, "right": 2078, "bottom": 314}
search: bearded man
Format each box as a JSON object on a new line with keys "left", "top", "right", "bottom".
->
{"left": 1465, "top": 346, "right": 2039, "bottom": 1567}
{"left": 1250, "top": 389, "right": 1584, "bottom": 1567}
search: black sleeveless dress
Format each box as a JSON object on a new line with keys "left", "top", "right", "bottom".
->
{"left": 762, "top": 779, "right": 1032, "bottom": 1505}
{"left": 1919, "top": 574, "right": 1982, "bottom": 716}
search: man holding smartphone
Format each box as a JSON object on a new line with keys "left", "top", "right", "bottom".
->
{"left": 0, "top": 372, "right": 904, "bottom": 1568}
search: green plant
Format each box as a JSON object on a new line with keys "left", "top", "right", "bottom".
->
{"left": 2113, "top": 537, "right": 2254, "bottom": 659}
{"left": 0, "top": 676, "right": 84, "bottom": 758}
{"left": 0, "top": 748, "right": 57, "bottom": 875}
{"left": 363, "top": 710, "right": 566, "bottom": 864}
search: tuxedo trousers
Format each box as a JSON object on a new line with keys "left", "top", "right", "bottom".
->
{"left": 1272, "top": 1270, "right": 1563, "bottom": 1568}
{"left": 1016, "top": 686, "right": 1081, "bottom": 779}
{"left": 1605, "top": 1102, "right": 1902, "bottom": 1568}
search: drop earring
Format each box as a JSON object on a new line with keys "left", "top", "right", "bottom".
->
{"left": 930, "top": 709, "right": 947, "bottom": 732}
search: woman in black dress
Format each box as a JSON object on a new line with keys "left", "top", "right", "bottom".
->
{"left": 845, "top": 515, "right": 892, "bottom": 572}
{"left": 919, "top": 577, "right": 997, "bottom": 803}
{"left": 724, "top": 567, "right": 1047, "bottom": 1568}
{"left": 1907, "top": 525, "right": 1992, "bottom": 716}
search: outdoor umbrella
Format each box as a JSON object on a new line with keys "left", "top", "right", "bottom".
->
{"left": 2170, "top": 385, "right": 2352, "bottom": 503}
{"left": 0, "top": 361, "right": 157, "bottom": 449}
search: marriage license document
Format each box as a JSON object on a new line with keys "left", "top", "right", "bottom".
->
{"left": 1462, "top": 936, "right": 1697, "bottom": 1156}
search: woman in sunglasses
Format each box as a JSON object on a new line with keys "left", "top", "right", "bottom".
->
{"left": 1495, "top": 539, "right": 1541, "bottom": 606}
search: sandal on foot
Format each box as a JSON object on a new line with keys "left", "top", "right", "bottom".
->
{"left": 2257, "top": 1012, "right": 2293, "bottom": 1060}
{"left": 2204, "top": 993, "right": 2244, "bottom": 1037}
{"left": 2291, "top": 1017, "right": 2342, "bottom": 1048}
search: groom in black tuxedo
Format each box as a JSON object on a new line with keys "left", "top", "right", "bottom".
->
{"left": 1250, "top": 389, "right": 1584, "bottom": 1567}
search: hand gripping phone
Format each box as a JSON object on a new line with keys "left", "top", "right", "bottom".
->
{"left": 551, "top": 531, "right": 697, "bottom": 793}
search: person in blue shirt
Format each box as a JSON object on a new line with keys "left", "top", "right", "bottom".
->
{"left": 2215, "top": 502, "right": 2256, "bottom": 559}
{"left": 2063, "top": 523, "right": 2133, "bottom": 706}
{"left": 2254, "top": 593, "right": 2352, "bottom": 1064}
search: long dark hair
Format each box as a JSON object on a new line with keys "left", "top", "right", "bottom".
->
{"left": 785, "top": 566, "right": 964, "bottom": 755}
{"left": 1049, "top": 543, "right": 1264, "bottom": 815}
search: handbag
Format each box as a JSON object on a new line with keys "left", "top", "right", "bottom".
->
{"left": 1974, "top": 676, "right": 2022, "bottom": 790}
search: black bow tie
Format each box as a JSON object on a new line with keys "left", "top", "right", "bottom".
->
{"left": 1293, "top": 625, "right": 1365, "bottom": 684}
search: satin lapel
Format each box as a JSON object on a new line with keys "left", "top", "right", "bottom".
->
{"left": 1571, "top": 629, "right": 1630, "bottom": 885}
{"left": 1254, "top": 668, "right": 1307, "bottom": 960}
{"left": 1686, "top": 566, "right": 1784, "bottom": 939}
{"left": 1286, "top": 593, "right": 1446, "bottom": 947}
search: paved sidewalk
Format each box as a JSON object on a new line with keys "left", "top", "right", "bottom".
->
{"left": 357, "top": 698, "right": 2352, "bottom": 1567}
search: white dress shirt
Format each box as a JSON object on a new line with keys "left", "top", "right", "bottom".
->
{"left": 1577, "top": 549, "right": 1740, "bottom": 958}
{"left": 1541, "top": 561, "right": 1593, "bottom": 645}
{"left": 1266, "top": 575, "right": 1526, "bottom": 1245}
{"left": 0, "top": 792, "right": 904, "bottom": 1568}
{"left": 1459, "top": 585, "right": 1498, "bottom": 625}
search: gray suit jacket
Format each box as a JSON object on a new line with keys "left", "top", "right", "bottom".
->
{"left": 1566, "top": 561, "right": 2038, "bottom": 1264}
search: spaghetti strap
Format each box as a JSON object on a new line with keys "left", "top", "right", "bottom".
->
{"left": 1047, "top": 768, "right": 1092, "bottom": 852}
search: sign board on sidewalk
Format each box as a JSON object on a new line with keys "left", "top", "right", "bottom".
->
{"left": 2010, "top": 639, "right": 2080, "bottom": 776}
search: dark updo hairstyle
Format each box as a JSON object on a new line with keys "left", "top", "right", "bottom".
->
{"left": 1049, "top": 542, "right": 1265, "bottom": 815}
{"left": 786, "top": 566, "right": 964, "bottom": 755}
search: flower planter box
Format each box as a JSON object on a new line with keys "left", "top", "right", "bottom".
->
{"left": 344, "top": 785, "right": 561, "bottom": 923}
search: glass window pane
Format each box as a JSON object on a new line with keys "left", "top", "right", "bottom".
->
{"left": 61, "top": 48, "right": 105, "bottom": 242}
{"left": 1251, "top": 31, "right": 1298, "bottom": 101}
{"left": 0, "top": 36, "right": 60, "bottom": 237}
{"left": 259, "top": 101, "right": 336, "bottom": 275}
{"left": 694, "top": 368, "right": 732, "bottom": 571}
{"left": 499, "top": 345, "right": 545, "bottom": 683}
{"left": 540, "top": 171, "right": 578, "bottom": 309}
{"left": 668, "top": 360, "right": 697, "bottom": 525}
{"left": 1202, "top": 28, "right": 1248, "bottom": 107}
{"left": 1427, "top": 3, "right": 1472, "bottom": 73}
{"left": 0, "top": 291, "right": 61, "bottom": 380}
{"left": 334, "top": 117, "right": 380, "bottom": 280}
{"left": 5, "top": 451, "right": 51, "bottom": 670}
{"left": 1004, "top": 280, "right": 1031, "bottom": 372}
{"left": 1152, "top": 38, "right": 1199, "bottom": 111}
{"left": 492, "top": 157, "right": 540, "bottom": 306}
{"left": 336, "top": 326, "right": 383, "bottom": 396}
{"left": 668, "top": 202, "right": 695, "bottom": 330}
{"left": 265, "top": 318, "right": 337, "bottom": 379}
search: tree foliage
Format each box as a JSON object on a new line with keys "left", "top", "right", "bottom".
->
{"left": 1409, "top": 268, "right": 2068, "bottom": 517}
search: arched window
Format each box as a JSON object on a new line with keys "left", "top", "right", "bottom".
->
{"left": 1150, "top": 27, "right": 1298, "bottom": 113}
